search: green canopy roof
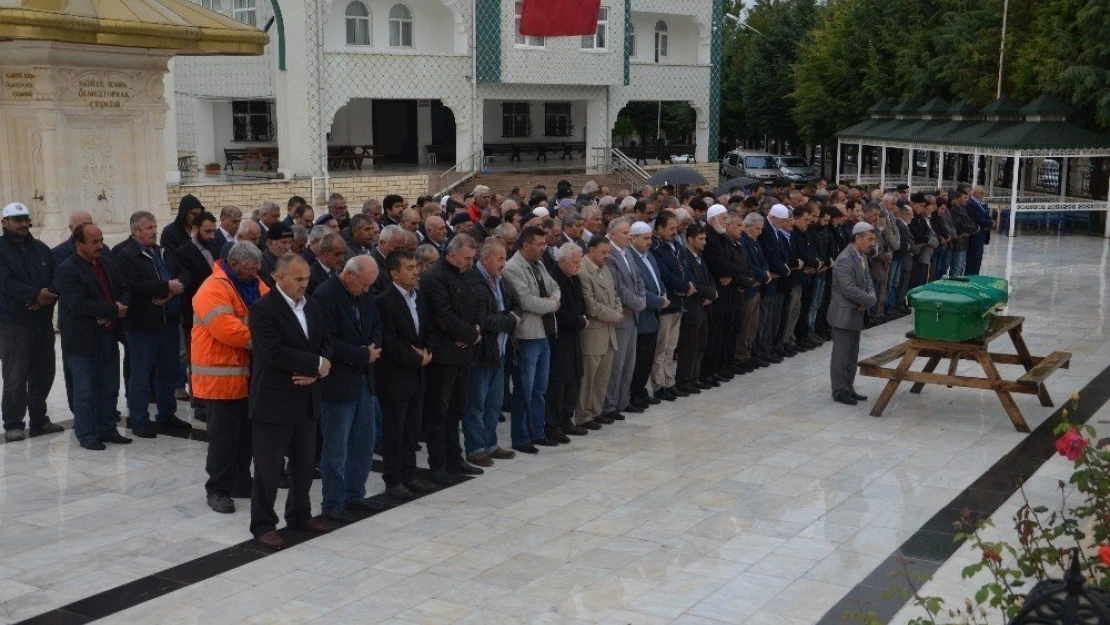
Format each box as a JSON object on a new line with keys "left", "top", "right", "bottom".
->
{"left": 835, "top": 93, "right": 1110, "bottom": 154}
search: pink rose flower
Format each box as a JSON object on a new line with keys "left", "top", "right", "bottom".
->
{"left": 1055, "top": 429, "right": 1089, "bottom": 461}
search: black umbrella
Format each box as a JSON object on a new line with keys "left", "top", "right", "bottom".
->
{"left": 715, "top": 176, "right": 760, "bottom": 197}
{"left": 647, "top": 166, "right": 709, "bottom": 187}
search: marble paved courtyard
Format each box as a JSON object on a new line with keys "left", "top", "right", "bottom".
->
{"left": 1, "top": 234, "right": 1108, "bottom": 625}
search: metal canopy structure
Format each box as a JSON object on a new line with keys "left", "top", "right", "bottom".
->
{"left": 833, "top": 94, "right": 1110, "bottom": 238}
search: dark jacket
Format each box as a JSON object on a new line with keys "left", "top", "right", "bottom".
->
{"left": 758, "top": 225, "right": 790, "bottom": 297}
{"left": 967, "top": 196, "right": 993, "bottom": 246}
{"left": 0, "top": 232, "right": 57, "bottom": 325}
{"left": 375, "top": 284, "right": 428, "bottom": 400}
{"left": 467, "top": 267, "right": 519, "bottom": 368}
{"left": 259, "top": 248, "right": 280, "bottom": 289}
{"left": 53, "top": 237, "right": 111, "bottom": 331}
{"left": 789, "top": 228, "right": 819, "bottom": 288}
{"left": 247, "top": 289, "right": 332, "bottom": 423}
{"left": 628, "top": 247, "right": 666, "bottom": 334}
{"left": 175, "top": 239, "right": 215, "bottom": 330}
{"left": 115, "top": 238, "right": 188, "bottom": 332}
{"left": 369, "top": 248, "right": 391, "bottom": 296}
{"left": 548, "top": 262, "right": 585, "bottom": 382}
{"left": 741, "top": 232, "right": 769, "bottom": 300}
{"left": 314, "top": 275, "right": 383, "bottom": 401}
{"left": 161, "top": 194, "right": 204, "bottom": 254}
{"left": 308, "top": 259, "right": 333, "bottom": 295}
{"left": 893, "top": 218, "right": 915, "bottom": 263}
{"left": 54, "top": 254, "right": 127, "bottom": 356}
{"left": 651, "top": 236, "right": 688, "bottom": 315}
{"left": 705, "top": 228, "right": 755, "bottom": 305}
{"left": 679, "top": 248, "right": 717, "bottom": 325}
{"left": 422, "top": 258, "right": 481, "bottom": 366}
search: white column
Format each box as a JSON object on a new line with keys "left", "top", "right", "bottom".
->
{"left": 1060, "top": 157, "right": 1069, "bottom": 200}
{"left": 1105, "top": 189, "right": 1110, "bottom": 239}
{"left": 857, "top": 142, "right": 863, "bottom": 180}
{"left": 937, "top": 150, "right": 944, "bottom": 189}
{"left": 906, "top": 148, "right": 912, "bottom": 190}
{"left": 879, "top": 144, "right": 887, "bottom": 189}
{"left": 274, "top": 0, "right": 318, "bottom": 178}
{"left": 163, "top": 58, "right": 181, "bottom": 186}
{"left": 972, "top": 152, "right": 980, "bottom": 188}
{"left": 1008, "top": 151, "right": 1020, "bottom": 237}
{"left": 835, "top": 139, "right": 842, "bottom": 184}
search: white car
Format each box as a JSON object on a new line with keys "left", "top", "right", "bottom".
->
{"left": 669, "top": 154, "right": 695, "bottom": 164}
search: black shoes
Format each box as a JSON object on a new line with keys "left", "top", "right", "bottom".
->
{"left": 594, "top": 414, "right": 615, "bottom": 424}
{"left": 643, "top": 395, "right": 661, "bottom": 405}
{"left": 512, "top": 444, "right": 540, "bottom": 454}
{"left": 565, "top": 424, "right": 589, "bottom": 436}
{"left": 131, "top": 423, "right": 157, "bottom": 439}
{"left": 430, "top": 469, "right": 454, "bottom": 486}
{"left": 346, "top": 497, "right": 392, "bottom": 512}
{"left": 623, "top": 405, "right": 645, "bottom": 414}
{"left": 581, "top": 420, "right": 602, "bottom": 430}
{"left": 448, "top": 462, "right": 484, "bottom": 476}
{"left": 654, "top": 389, "right": 676, "bottom": 402}
{"left": 547, "top": 428, "right": 571, "bottom": 444}
{"left": 387, "top": 484, "right": 415, "bottom": 500}
{"left": 850, "top": 391, "right": 869, "bottom": 402}
{"left": 832, "top": 391, "right": 858, "bottom": 406}
{"left": 406, "top": 478, "right": 438, "bottom": 493}
{"left": 100, "top": 432, "right": 132, "bottom": 444}
{"left": 30, "top": 422, "right": 65, "bottom": 436}
{"left": 609, "top": 412, "right": 626, "bottom": 421}
{"left": 156, "top": 415, "right": 192, "bottom": 430}
{"left": 4, "top": 429, "right": 24, "bottom": 442}
{"left": 207, "top": 492, "right": 235, "bottom": 514}
{"left": 323, "top": 508, "right": 360, "bottom": 523}
{"left": 80, "top": 440, "right": 107, "bottom": 451}
{"left": 533, "top": 438, "right": 558, "bottom": 447}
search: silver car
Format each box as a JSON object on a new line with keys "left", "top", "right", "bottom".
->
{"left": 721, "top": 150, "right": 782, "bottom": 181}
{"left": 774, "top": 155, "right": 819, "bottom": 184}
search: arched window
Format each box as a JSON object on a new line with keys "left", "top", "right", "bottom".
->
{"left": 654, "top": 20, "right": 668, "bottom": 63}
{"left": 345, "top": 2, "right": 370, "bottom": 46}
{"left": 389, "top": 4, "right": 413, "bottom": 47}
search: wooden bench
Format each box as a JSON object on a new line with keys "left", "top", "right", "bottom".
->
{"left": 1016, "top": 351, "right": 1072, "bottom": 387}
{"left": 224, "top": 147, "right": 277, "bottom": 171}
{"left": 857, "top": 315, "right": 1073, "bottom": 433}
{"left": 484, "top": 142, "right": 585, "bottom": 162}
{"left": 327, "top": 145, "right": 383, "bottom": 170}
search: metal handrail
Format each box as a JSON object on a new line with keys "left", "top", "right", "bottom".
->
{"left": 435, "top": 147, "right": 483, "bottom": 197}
{"left": 611, "top": 147, "right": 649, "bottom": 180}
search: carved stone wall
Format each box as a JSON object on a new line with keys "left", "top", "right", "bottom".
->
{"left": 0, "top": 42, "right": 174, "bottom": 245}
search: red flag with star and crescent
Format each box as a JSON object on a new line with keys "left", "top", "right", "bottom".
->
{"left": 519, "top": 0, "right": 603, "bottom": 36}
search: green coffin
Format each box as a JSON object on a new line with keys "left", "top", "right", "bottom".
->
{"left": 907, "top": 276, "right": 1009, "bottom": 342}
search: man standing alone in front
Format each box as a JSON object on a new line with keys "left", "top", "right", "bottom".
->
{"left": 248, "top": 254, "right": 335, "bottom": 549}
{"left": 828, "top": 222, "right": 878, "bottom": 407}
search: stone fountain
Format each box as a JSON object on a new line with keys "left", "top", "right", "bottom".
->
{"left": 0, "top": 0, "right": 267, "bottom": 243}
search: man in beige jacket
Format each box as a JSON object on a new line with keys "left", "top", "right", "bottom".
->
{"left": 576, "top": 236, "right": 623, "bottom": 429}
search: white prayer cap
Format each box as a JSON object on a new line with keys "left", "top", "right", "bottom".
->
{"left": 852, "top": 222, "right": 875, "bottom": 235}
{"left": 629, "top": 221, "right": 652, "bottom": 236}
{"left": 706, "top": 204, "right": 727, "bottom": 221}
{"left": 769, "top": 204, "right": 791, "bottom": 219}
{"left": 532, "top": 206, "right": 550, "bottom": 218}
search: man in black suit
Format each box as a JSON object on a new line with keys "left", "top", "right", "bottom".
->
{"left": 52, "top": 210, "right": 96, "bottom": 414}
{"left": 308, "top": 232, "right": 347, "bottom": 295}
{"left": 376, "top": 250, "right": 438, "bottom": 500}
{"left": 420, "top": 235, "right": 484, "bottom": 485}
{"left": 674, "top": 224, "right": 716, "bottom": 395}
{"left": 176, "top": 212, "right": 219, "bottom": 422}
{"left": 214, "top": 205, "right": 242, "bottom": 253}
{"left": 54, "top": 223, "right": 131, "bottom": 450}
{"left": 545, "top": 242, "right": 587, "bottom": 442}
{"left": 248, "top": 253, "right": 335, "bottom": 550}
{"left": 370, "top": 225, "right": 405, "bottom": 296}
{"left": 315, "top": 256, "right": 388, "bottom": 522}
{"left": 116, "top": 211, "right": 192, "bottom": 438}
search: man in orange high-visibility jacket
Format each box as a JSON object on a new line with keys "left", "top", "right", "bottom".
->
{"left": 192, "top": 242, "right": 269, "bottom": 514}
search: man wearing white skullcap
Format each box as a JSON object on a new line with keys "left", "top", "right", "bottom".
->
{"left": 827, "top": 221, "right": 877, "bottom": 406}
{"left": 625, "top": 220, "right": 669, "bottom": 410}
{"left": 757, "top": 203, "right": 794, "bottom": 362}
{"left": 602, "top": 216, "right": 646, "bottom": 421}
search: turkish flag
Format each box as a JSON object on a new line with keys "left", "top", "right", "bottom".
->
{"left": 519, "top": 0, "right": 603, "bottom": 36}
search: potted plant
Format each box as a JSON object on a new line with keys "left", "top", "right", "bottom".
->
{"left": 204, "top": 162, "right": 221, "bottom": 175}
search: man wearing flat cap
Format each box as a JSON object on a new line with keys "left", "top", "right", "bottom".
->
{"left": 828, "top": 222, "right": 878, "bottom": 406}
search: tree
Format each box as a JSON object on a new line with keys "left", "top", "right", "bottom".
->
{"left": 612, "top": 115, "right": 636, "bottom": 147}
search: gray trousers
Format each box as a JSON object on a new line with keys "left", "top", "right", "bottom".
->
{"left": 782, "top": 285, "right": 803, "bottom": 347}
{"left": 830, "top": 327, "right": 862, "bottom": 395}
{"left": 603, "top": 326, "right": 636, "bottom": 414}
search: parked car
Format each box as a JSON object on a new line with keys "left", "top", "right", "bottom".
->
{"left": 670, "top": 154, "right": 695, "bottom": 164}
{"left": 773, "top": 155, "right": 819, "bottom": 184}
{"left": 721, "top": 150, "right": 782, "bottom": 182}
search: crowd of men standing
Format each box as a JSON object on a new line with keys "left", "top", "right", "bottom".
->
{"left": 0, "top": 175, "right": 993, "bottom": 548}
